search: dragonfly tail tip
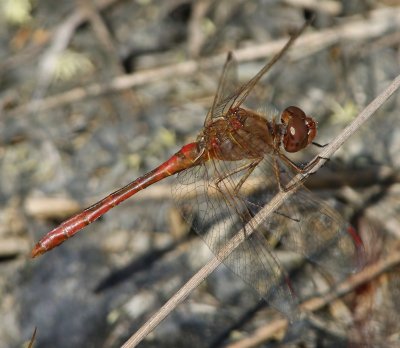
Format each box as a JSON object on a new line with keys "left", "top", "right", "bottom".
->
{"left": 31, "top": 243, "right": 45, "bottom": 258}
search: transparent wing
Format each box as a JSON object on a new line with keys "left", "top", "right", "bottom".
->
{"left": 204, "top": 52, "right": 238, "bottom": 126}
{"left": 173, "top": 157, "right": 298, "bottom": 317}
{"left": 172, "top": 151, "right": 363, "bottom": 316}
{"left": 245, "top": 158, "right": 365, "bottom": 276}
{"left": 228, "top": 21, "right": 309, "bottom": 112}
{"left": 204, "top": 23, "right": 307, "bottom": 127}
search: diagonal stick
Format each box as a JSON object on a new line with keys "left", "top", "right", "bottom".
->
{"left": 121, "top": 73, "right": 400, "bottom": 348}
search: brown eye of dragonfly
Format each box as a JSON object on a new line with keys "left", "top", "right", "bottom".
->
{"left": 281, "top": 106, "right": 317, "bottom": 153}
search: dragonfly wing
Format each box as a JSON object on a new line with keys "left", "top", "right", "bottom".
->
{"left": 267, "top": 190, "right": 365, "bottom": 275}
{"left": 229, "top": 22, "right": 309, "bottom": 111}
{"left": 204, "top": 23, "right": 307, "bottom": 126}
{"left": 244, "top": 158, "right": 365, "bottom": 276}
{"left": 174, "top": 158, "right": 298, "bottom": 317}
{"left": 204, "top": 52, "right": 238, "bottom": 126}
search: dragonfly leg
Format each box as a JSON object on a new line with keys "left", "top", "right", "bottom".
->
{"left": 233, "top": 159, "right": 262, "bottom": 194}
{"left": 272, "top": 155, "right": 310, "bottom": 192}
{"left": 277, "top": 152, "right": 327, "bottom": 176}
{"left": 214, "top": 159, "right": 262, "bottom": 194}
{"left": 272, "top": 156, "right": 286, "bottom": 192}
{"left": 277, "top": 156, "right": 328, "bottom": 192}
{"left": 299, "top": 155, "right": 327, "bottom": 171}
{"left": 210, "top": 160, "right": 262, "bottom": 224}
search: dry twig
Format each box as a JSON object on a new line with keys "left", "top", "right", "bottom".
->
{"left": 0, "top": 0, "right": 121, "bottom": 73}
{"left": 27, "top": 327, "right": 37, "bottom": 348}
{"left": 120, "top": 60, "right": 400, "bottom": 348}
{"left": 0, "top": 238, "right": 29, "bottom": 258}
{"left": 33, "top": 0, "right": 123, "bottom": 100}
{"left": 24, "top": 166, "right": 399, "bottom": 221}
{"left": 6, "top": 7, "right": 400, "bottom": 117}
{"left": 282, "top": 0, "right": 342, "bottom": 16}
{"left": 187, "top": 0, "right": 212, "bottom": 57}
{"left": 227, "top": 245, "right": 400, "bottom": 348}
{"left": 78, "top": 0, "right": 138, "bottom": 107}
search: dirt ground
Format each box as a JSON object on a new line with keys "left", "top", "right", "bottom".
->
{"left": 1, "top": 1, "right": 400, "bottom": 347}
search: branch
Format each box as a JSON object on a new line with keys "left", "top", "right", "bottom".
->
{"left": 23, "top": 165, "right": 399, "bottom": 221}
{"left": 6, "top": 7, "right": 400, "bottom": 117}
{"left": 120, "top": 70, "right": 400, "bottom": 348}
{"left": 226, "top": 245, "right": 400, "bottom": 348}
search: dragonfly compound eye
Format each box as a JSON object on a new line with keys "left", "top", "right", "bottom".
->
{"left": 281, "top": 106, "right": 317, "bottom": 153}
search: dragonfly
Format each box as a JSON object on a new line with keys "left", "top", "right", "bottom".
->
{"left": 31, "top": 22, "right": 363, "bottom": 317}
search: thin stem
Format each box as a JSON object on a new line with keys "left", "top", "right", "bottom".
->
{"left": 121, "top": 73, "right": 400, "bottom": 348}
{"left": 5, "top": 7, "right": 400, "bottom": 118}
{"left": 227, "top": 245, "right": 400, "bottom": 348}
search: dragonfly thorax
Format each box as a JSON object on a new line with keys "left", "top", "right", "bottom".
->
{"left": 200, "top": 107, "right": 277, "bottom": 161}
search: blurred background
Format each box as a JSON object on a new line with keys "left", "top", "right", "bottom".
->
{"left": 1, "top": 0, "right": 400, "bottom": 347}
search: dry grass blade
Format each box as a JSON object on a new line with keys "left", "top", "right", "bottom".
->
{"left": 226, "top": 245, "right": 400, "bottom": 348}
{"left": 23, "top": 166, "right": 399, "bottom": 222}
{"left": 120, "top": 70, "right": 400, "bottom": 348}
{"left": 6, "top": 7, "right": 400, "bottom": 118}
{"left": 27, "top": 327, "right": 37, "bottom": 348}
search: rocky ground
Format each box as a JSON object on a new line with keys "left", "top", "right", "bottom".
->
{"left": 1, "top": 1, "right": 400, "bottom": 347}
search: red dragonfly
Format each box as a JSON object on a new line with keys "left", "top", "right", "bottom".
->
{"left": 32, "top": 23, "right": 363, "bottom": 316}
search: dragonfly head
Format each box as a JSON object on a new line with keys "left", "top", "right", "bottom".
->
{"left": 281, "top": 106, "right": 317, "bottom": 153}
